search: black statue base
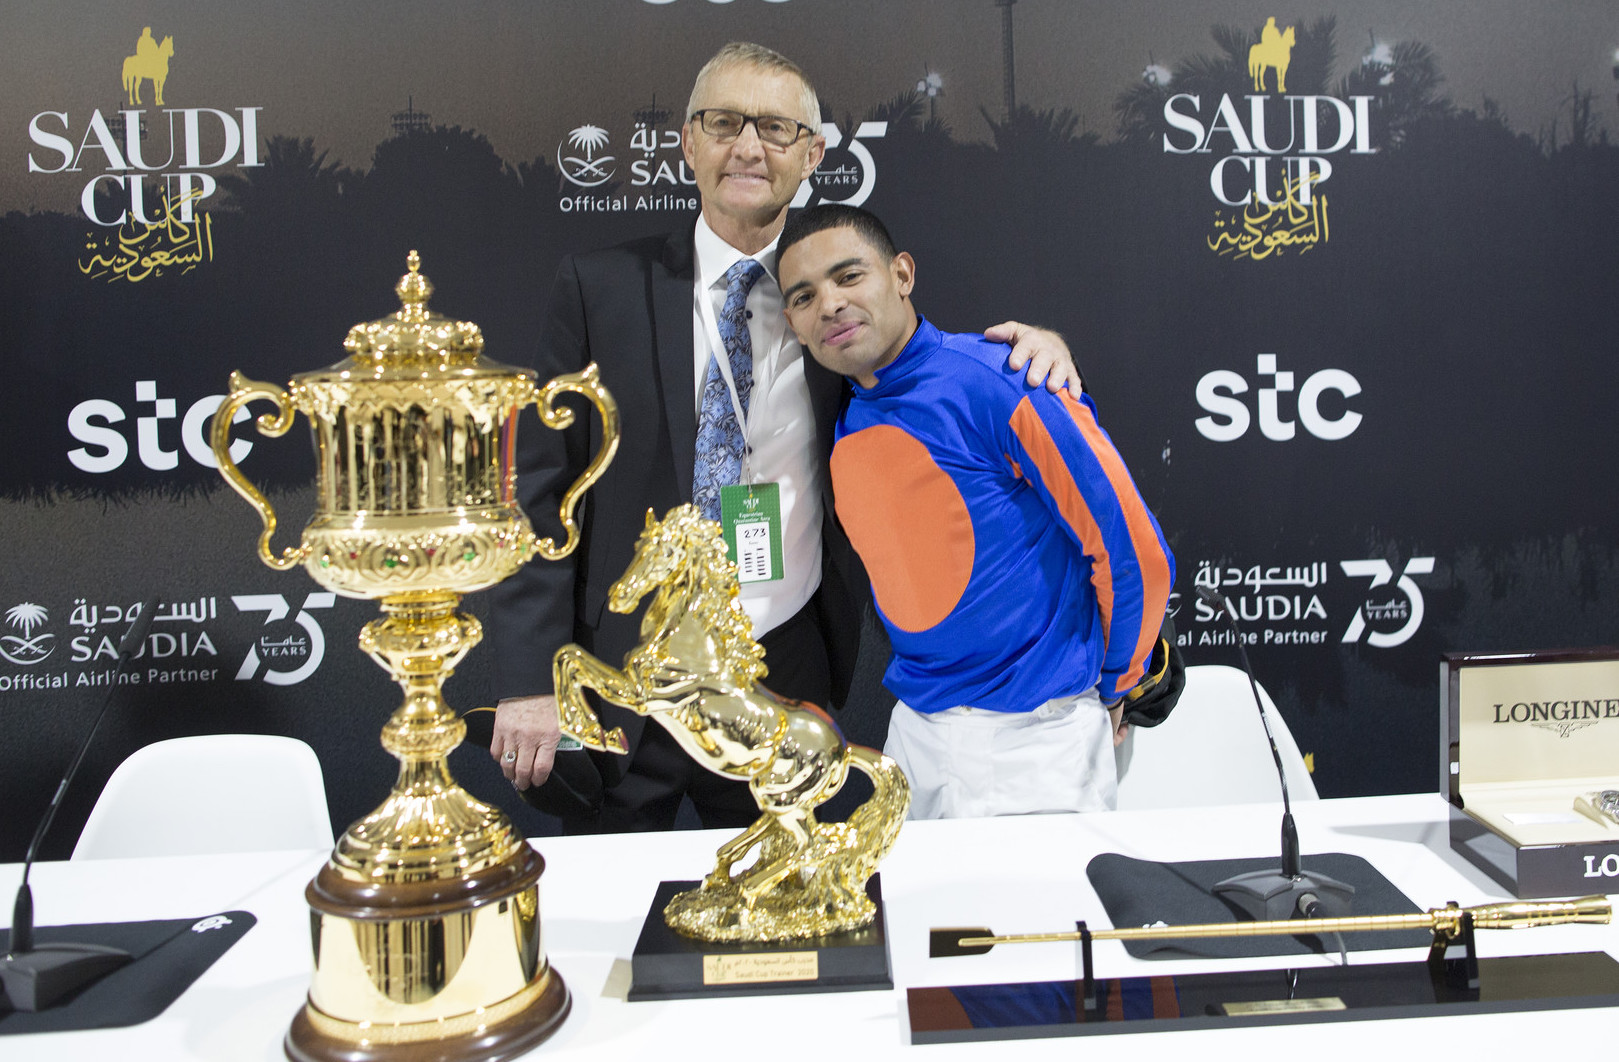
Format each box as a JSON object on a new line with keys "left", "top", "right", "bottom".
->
{"left": 907, "top": 951, "right": 1619, "bottom": 1044}
{"left": 628, "top": 877, "right": 892, "bottom": 1001}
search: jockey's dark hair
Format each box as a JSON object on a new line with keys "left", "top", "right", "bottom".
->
{"left": 779, "top": 204, "right": 898, "bottom": 265}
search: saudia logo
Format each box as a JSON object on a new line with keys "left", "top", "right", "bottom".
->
{"left": 1, "top": 604, "right": 55, "bottom": 666}
{"left": 556, "top": 121, "right": 697, "bottom": 212}
{"left": 26, "top": 27, "right": 264, "bottom": 282}
{"left": 1160, "top": 17, "right": 1372, "bottom": 260}
{"left": 0, "top": 593, "right": 334, "bottom": 690}
{"left": 558, "top": 125, "right": 615, "bottom": 188}
{"left": 554, "top": 120, "right": 884, "bottom": 213}
{"left": 1188, "top": 555, "right": 1433, "bottom": 649}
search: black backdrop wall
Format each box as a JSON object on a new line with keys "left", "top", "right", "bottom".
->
{"left": 4, "top": 0, "right": 1617, "bottom": 861}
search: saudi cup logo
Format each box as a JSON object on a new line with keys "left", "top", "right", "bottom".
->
{"left": 2, "top": 603, "right": 56, "bottom": 666}
{"left": 558, "top": 124, "right": 616, "bottom": 188}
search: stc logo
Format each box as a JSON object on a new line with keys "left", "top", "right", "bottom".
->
{"left": 67, "top": 380, "right": 250, "bottom": 473}
{"left": 1195, "top": 354, "right": 1361, "bottom": 442}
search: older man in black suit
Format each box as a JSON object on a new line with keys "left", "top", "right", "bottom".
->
{"left": 485, "top": 42, "right": 1080, "bottom": 832}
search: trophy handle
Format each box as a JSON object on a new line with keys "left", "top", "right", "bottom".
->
{"left": 531, "top": 363, "right": 620, "bottom": 561}
{"left": 211, "top": 371, "right": 311, "bottom": 571}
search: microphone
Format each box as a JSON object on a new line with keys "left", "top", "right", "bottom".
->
{"left": 1, "top": 597, "right": 158, "bottom": 1012}
{"left": 1196, "top": 586, "right": 1354, "bottom": 922}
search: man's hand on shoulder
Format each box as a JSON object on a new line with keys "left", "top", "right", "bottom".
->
{"left": 491, "top": 695, "right": 562, "bottom": 790}
{"left": 985, "top": 321, "right": 1084, "bottom": 394}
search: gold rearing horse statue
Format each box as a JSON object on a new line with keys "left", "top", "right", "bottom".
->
{"left": 553, "top": 505, "right": 909, "bottom": 942}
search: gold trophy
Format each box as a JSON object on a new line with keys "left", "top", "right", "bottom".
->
{"left": 210, "top": 252, "right": 618, "bottom": 1061}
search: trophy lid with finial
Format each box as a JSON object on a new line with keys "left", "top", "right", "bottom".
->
{"left": 288, "top": 250, "right": 534, "bottom": 420}
{"left": 304, "top": 250, "right": 526, "bottom": 378}
{"left": 341, "top": 249, "right": 484, "bottom": 367}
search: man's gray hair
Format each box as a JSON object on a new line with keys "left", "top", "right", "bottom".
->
{"left": 686, "top": 42, "right": 821, "bottom": 130}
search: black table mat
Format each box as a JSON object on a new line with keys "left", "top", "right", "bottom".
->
{"left": 1, "top": 911, "right": 256, "bottom": 1033}
{"left": 1086, "top": 852, "right": 1430, "bottom": 958}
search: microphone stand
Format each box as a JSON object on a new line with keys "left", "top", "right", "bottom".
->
{"left": 1197, "top": 587, "right": 1355, "bottom": 922}
{"left": 1, "top": 598, "right": 158, "bottom": 1012}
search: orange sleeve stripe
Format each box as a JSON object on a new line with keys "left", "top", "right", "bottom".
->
{"left": 1010, "top": 395, "right": 1173, "bottom": 691}
{"left": 1008, "top": 398, "right": 1115, "bottom": 641}
{"left": 1057, "top": 395, "right": 1173, "bottom": 688}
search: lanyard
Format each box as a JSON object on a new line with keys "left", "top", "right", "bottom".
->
{"left": 695, "top": 272, "right": 788, "bottom": 484}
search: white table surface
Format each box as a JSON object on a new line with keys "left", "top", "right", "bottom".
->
{"left": 4, "top": 794, "right": 1616, "bottom": 1060}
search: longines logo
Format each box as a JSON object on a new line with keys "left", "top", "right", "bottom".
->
{"left": 1158, "top": 16, "right": 1373, "bottom": 259}
{"left": 25, "top": 26, "right": 264, "bottom": 282}
{"left": 1490, "top": 698, "right": 1619, "bottom": 736}
{"left": 1585, "top": 853, "right": 1619, "bottom": 879}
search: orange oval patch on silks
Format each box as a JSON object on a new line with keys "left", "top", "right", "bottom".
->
{"left": 831, "top": 424, "right": 974, "bottom": 633}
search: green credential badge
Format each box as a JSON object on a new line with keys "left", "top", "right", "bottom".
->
{"left": 720, "top": 482, "right": 784, "bottom": 583}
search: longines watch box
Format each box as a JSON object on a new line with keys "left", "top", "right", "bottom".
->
{"left": 1442, "top": 649, "right": 1619, "bottom": 898}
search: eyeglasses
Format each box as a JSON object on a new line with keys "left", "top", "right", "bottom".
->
{"left": 689, "top": 109, "right": 815, "bottom": 148}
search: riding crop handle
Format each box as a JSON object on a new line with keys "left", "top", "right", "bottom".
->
{"left": 952, "top": 896, "right": 1612, "bottom": 949}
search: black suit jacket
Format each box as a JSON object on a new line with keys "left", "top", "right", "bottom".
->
{"left": 487, "top": 221, "right": 869, "bottom": 785}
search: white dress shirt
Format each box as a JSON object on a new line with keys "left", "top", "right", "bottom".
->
{"left": 691, "top": 216, "right": 823, "bottom": 638}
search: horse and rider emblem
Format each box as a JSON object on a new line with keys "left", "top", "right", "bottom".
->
{"left": 123, "top": 27, "right": 175, "bottom": 107}
{"left": 553, "top": 505, "right": 910, "bottom": 943}
{"left": 1248, "top": 17, "right": 1295, "bottom": 93}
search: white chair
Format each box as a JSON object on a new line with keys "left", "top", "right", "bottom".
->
{"left": 1114, "top": 664, "right": 1318, "bottom": 810}
{"left": 72, "top": 735, "right": 333, "bottom": 859}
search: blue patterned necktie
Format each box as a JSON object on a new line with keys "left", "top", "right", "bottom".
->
{"left": 693, "top": 258, "right": 766, "bottom": 521}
